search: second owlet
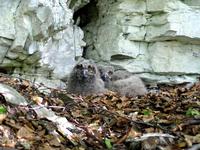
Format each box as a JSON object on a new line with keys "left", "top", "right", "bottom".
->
{"left": 98, "top": 65, "right": 147, "bottom": 97}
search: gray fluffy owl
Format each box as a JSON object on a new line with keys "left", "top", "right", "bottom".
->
{"left": 98, "top": 65, "right": 147, "bottom": 97}
{"left": 67, "top": 59, "right": 106, "bottom": 96}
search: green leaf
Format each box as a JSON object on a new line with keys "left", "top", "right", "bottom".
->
{"left": 142, "top": 109, "right": 152, "bottom": 116}
{"left": 0, "top": 105, "right": 7, "bottom": 114}
{"left": 105, "top": 138, "right": 112, "bottom": 150}
{"left": 186, "top": 108, "right": 200, "bottom": 117}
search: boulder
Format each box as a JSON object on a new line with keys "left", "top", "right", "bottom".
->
{"left": 0, "top": 83, "right": 28, "bottom": 106}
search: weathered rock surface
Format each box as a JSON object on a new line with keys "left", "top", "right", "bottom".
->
{"left": 0, "top": 0, "right": 86, "bottom": 88}
{"left": 0, "top": 83, "right": 28, "bottom": 106}
{"left": 83, "top": 0, "right": 200, "bottom": 84}
{"left": 1, "top": 0, "right": 200, "bottom": 86}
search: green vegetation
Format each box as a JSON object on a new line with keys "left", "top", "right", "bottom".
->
{"left": 142, "top": 109, "right": 152, "bottom": 116}
{"left": 186, "top": 107, "right": 200, "bottom": 117}
{"left": 105, "top": 138, "right": 112, "bottom": 150}
{"left": 0, "top": 105, "right": 7, "bottom": 114}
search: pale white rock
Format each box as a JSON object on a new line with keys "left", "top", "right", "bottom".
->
{"left": 1, "top": 59, "right": 22, "bottom": 68}
{"left": 11, "top": 17, "right": 30, "bottom": 52}
{"left": 117, "top": 0, "right": 146, "bottom": 13}
{"left": 83, "top": 0, "right": 200, "bottom": 84}
{"left": 32, "top": 105, "right": 78, "bottom": 144}
{"left": 6, "top": 52, "right": 19, "bottom": 60}
{"left": 110, "top": 41, "right": 150, "bottom": 73}
{"left": 38, "top": 26, "right": 85, "bottom": 79}
{"left": 0, "top": 83, "right": 28, "bottom": 106}
{"left": 140, "top": 73, "right": 198, "bottom": 84}
{"left": 122, "top": 26, "right": 146, "bottom": 41}
{"left": 33, "top": 77, "right": 67, "bottom": 93}
{"left": 180, "top": 0, "right": 200, "bottom": 7}
{"left": 149, "top": 41, "right": 200, "bottom": 74}
{"left": 0, "top": 37, "right": 12, "bottom": 47}
{"left": 117, "top": 13, "right": 147, "bottom": 27}
{"left": 146, "top": 0, "right": 190, "bottom": 12}
{"left": 0, "top": 46, "right": 8, "bottom": 63}
{"left": 1, "top": 0, "right": 200, "bottom": 86}
{"left": 0, "top": 0, "right": 85, "bottom": 87}
{"left": 67, "top": 0, "right": 90, "bottom": 12}
{"left": 0, "top": 0, "right": 19, "bottom": 39}
{"left": 146, "top": 9, "right": 200, "bottom": 42}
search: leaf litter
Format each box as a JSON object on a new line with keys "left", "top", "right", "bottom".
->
{"left": 0, "top": 73, "right": 199, "bottom": 150}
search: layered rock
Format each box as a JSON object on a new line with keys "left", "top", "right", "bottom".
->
{"left": 83, "top": 0, "right": 200, "bottom": 84}
{"left": 0, "top": 0, "right": 86, "bottom": 88}
{"left": 1, "top": 0, "right": 200, "bottom": 87}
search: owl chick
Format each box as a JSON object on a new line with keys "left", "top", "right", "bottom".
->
{"left": 110, "top": 75, "right": 147, "bottom": 97}
{"left": 67, "top": 59, "right": 106, "bottom": 96}
{"left": 97, "top": 65, "right": 147, "bottom": 97}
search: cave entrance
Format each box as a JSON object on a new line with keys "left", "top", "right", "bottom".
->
{"left": 73, "top": 0, "right": 98, "bottom": 28}
{"left": 72, "top": 0, "right": 99, "bottom": 58}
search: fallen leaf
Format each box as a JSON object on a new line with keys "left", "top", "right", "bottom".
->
{"left": 17, "top": 126, "right": 35, "bottom": 140}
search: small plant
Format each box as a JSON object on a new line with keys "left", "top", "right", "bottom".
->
{"left": 186, "top": 108, "right": 200, "bottom": 117}
{"left": 142, "top": 109, "right": 152, "bottom": 116}
{"left": 104, "top": 138, "right": 112, "bottom": 149}
{"left": 0, "top": 105, "right": 7, "bottom": 114}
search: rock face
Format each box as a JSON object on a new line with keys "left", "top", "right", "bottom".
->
{"left": 82, "top": 0, "right": 200, "bottom": 84}
{"left": 0, "top": 83, "right": 28, "bottom": 106}
{"left": 0, "top": 0, "right": 200, "bottom": 87}
{"left": 0, "top": 0, "right": 86, "bottom": 88}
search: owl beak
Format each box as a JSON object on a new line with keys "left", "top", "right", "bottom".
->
{"left": 82, "top": 69, "right": 88, "bottom": 78}
{"left": 102, "top": 73, "right": 110, "bottom": 81}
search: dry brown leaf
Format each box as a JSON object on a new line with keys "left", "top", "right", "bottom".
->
{"left": 49, "top": 137, "right": 61, "bottom": 147}
{"left": 39, "top": 143, "right": 54, "bottom": 150}
{"left": 17, "top": 126, "right": 35, "bottom": 140}
{"left": 0, "top": 125, "right": 16, "bottom": 147}
{"left": 0, "top": 113, "right": 7, "bottom": 124}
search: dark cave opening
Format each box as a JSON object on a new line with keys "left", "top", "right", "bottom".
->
{"left": 73, "top": 0, "right": 98, "bottom": 28}
{"left": 0, "top": 67, "right": 14, "bottom": 74}
{"left": 73, "top": 0, "right": 99, "bottom": 58}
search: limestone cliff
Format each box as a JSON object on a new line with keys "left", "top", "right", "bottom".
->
{"left": 81, "top": 0, "right": 200, "bottom": 84}
{"left": 0, "top": 0, "right": 200, "bottom": 87}
{"left": 0, "top": 0, "right": 86, "bottom": 88}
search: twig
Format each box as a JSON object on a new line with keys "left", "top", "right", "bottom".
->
{"left": 29, "top": 105, "right": 66, "bottom": 111}
{"left": 133, "top": 133, "right": 175, "bottom": 142}
{"left": 173, "top": 119, "right": 200, "bottom": 131}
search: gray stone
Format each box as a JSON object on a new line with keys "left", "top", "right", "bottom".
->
{"left": 0, "top": 37, "right": 12, "bottom": 47}
{"left": 1, "top": 59, "right": 22, "bottom": 68}
{"left": 146, "top": 0, "right": 189, "bottom": 12}
{"left": 0, "top": 0, "right": 85, "bottom": 86}
{"left": 83, "top": 0, "right": 200, "bottom": 84}
{"left": 146, "top": 9, "right": 200, "bottom": 43}
{"left": 6, "top": 52, "right": 19, "bottom": 60}
{"left": 0, "top": 46, "right": 8, "bottom": 63}
{"left": 0, "top": 0, "right": 19, "bottom": 39}
{"left": 67, "top": 0, "right": 90, "bottom": 12}
{"left": 140, "top": 73, "right": 198, "bottom": 84}
{"left": 149, "top": 42, "right": 200, "bottom": 74}
{"left": 32, "top": 105, "right": 77, "bottom": 143}
{"left": 1, "top": 0, "right": 200, "bottom": 86}
{"left": 0, "top": 83, "right": 28, "bottom": 106}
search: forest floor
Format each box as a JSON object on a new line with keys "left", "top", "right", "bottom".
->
{"left": 0, "top": 74, "right": 199, "bottom": 150}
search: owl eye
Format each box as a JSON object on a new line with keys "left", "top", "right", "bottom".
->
{"left": 88, "top": 65, "right": 95, "bottom": 73}
{"left": 108, "top": 71, "right": 113, "bottom": 75}
{"left": 76, "top": 64, "right": 83, "bottom": 69}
